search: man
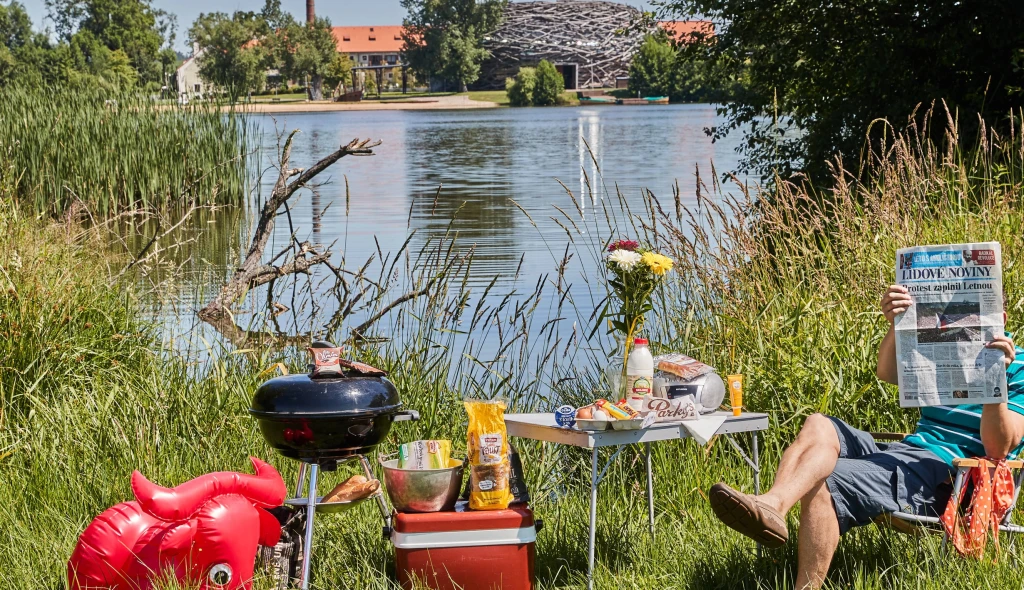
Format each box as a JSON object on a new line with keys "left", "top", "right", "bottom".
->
{"left": 708, "top": 285, "right": 1024, "bottom": 589}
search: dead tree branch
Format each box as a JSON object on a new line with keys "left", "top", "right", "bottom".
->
{"left": 198, "top": 135, "right": 379, "bottom": 321}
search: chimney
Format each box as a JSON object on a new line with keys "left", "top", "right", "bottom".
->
{"left": 306, "top": 0, "right": 315, "bottom": 24}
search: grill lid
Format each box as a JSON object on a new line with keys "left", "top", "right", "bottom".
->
{"left": 250, "top": 372, "right": 401, "bottom": 416}
{"left": 250, "top": 342, "right": 400, "bottom": 416}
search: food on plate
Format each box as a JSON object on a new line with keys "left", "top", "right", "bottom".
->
{"left": 614, "top": 399, "right": 640, "bottom": 419}
{"left": 576, "top": 405, "right": 594, "bottom": 420}
{"left": 324, "top": 474, "right": 380, "bottom": 502}
{"left": 656, "top": 353, "right": 714, "bottom": 381}
{"left": 595, "top": 399, "right": 632, "bottom": 420}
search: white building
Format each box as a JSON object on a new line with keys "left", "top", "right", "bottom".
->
{"left": 175, "top": 46, "right": 210, "bottom": 102}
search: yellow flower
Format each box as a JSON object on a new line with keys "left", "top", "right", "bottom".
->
{"left": 641, "top": 252, "right": 674, "bottom": 276}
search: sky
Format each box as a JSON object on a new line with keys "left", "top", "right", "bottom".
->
{"left": 21, "top": 0, "right": 659, "bottom": 52}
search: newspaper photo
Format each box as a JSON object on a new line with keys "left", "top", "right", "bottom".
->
{"left": 894, "top": 242, "right": 1008, "bottom": 407}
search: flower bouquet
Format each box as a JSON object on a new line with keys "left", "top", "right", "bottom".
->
{"left": 596, "top": 239, "right": 674, "bottom": 390}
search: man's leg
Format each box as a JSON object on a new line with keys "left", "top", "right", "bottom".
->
{"left": 794, "top": 481, "right": 841, "bottom": 590}
{"left": 758, "top": 413, "right": 842, "bottom": 515}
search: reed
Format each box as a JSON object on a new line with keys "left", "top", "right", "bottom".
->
{"left": 0, "top": 88, "right": 254, "bottom": 217}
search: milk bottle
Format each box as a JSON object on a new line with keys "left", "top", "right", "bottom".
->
{"left": 626, "top": 338, "right": 654, "bottom": 410}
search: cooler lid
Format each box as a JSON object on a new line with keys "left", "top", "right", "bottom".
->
{"left": 393, "top": 502, "right": 533, "bottom": 534}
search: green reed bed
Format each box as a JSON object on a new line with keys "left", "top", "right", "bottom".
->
{"left": 0, "top": 88, "right": 254, "bottom": 217}
{"left": 6, "top": 111, "right": 1024, "bottom": 589}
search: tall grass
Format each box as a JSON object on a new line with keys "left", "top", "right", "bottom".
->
{"left": 5, "top": 109, "right": 1024, "bottom": 590}
{"left": 0, "top": 88, "right": 254, "bottom": 217}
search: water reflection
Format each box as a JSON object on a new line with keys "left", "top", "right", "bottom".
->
{"left": 145, "top": 104, "right": 746, "bottom": 350}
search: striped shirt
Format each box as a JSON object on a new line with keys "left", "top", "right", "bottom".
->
{"left": 904, "top": 340, "right": 1024, "bottom": 466}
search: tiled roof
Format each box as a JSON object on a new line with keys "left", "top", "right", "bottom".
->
{"left": 657, "top": 20, "right": 715, "bottom": 42}
{"left": 332, "top": 26, "right": 408, "bottom": 54}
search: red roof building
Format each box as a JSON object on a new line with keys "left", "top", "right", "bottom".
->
{"left": 332, "top": 26, "right": 408, "bottom": 66}
{"left": 657, "top": 20, "right": 715, "bottom": 43}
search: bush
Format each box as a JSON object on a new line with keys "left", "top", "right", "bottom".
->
{"left": 629, "top": 33, "right": 677, "bottom": 98}
{"left": 506, "top": 67, "right": 536, "bottom": 106}
{"left": 533, "top": 60, "right": 564, "bottom": 106}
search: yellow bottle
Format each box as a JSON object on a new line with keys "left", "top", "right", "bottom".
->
{"left": 728, "top": 374, "right": 743, "bottom": 416}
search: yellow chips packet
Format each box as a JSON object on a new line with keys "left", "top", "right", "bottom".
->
{"left": 464, "top": 398, "right": 513, "bottom": 510}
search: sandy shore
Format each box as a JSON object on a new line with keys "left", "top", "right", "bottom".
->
{"left": 231, "top": 94, "right": 499, "bottom": 114}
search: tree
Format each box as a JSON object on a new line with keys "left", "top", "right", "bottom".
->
{"left": 505, "top": 66, "right": 535, "bottom": 106}
{"left": 629, "top": 33, "right": 676, "bottom": 98}
{"left": 323, "top": 52, "right": 353, "bottom": 95}
{"left": 273, "top": 17, "right": 340, "bottom": 101}
{"left": 0, "top": 1, "right": 73, "bottom": 87}
{"left": 533, "top": 59, "right": 564, "bottom": 106}
{"left": 401, "top": 0, "right": 506, "bottom": 92}
{"left": 45, "top": 0, "right": 170, "bottom": 84}
{"left": 662, "top": 0, "right": 1024, "bottom": 182}
{"left": 189, "top": 11, "right": 268, "bottom": 102}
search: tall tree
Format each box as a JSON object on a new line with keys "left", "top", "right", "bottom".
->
{"left": 662, "top": 0, "right": 1024, "bottom": 182}
{"left": 44, "top": 0, "right": 171, "bottom": 84}
{"left": 1, "top": 1, "right": 72, "bottom": 87}
{"left": 273, "top": 16, "right": 340, "bottom": 100}
{"left": 189, "top": 10, "right": 268, "bottom": 102}
{"left": 401, "top": 0, "right": 506, "bottom": 92}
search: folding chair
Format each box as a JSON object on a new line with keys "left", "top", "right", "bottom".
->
{"left": 869, "top": 432, "right": 1024, "bottom": 549}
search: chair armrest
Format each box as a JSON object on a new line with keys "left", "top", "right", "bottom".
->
{"left": 870, "top": 432, "right": 909, "bottom": 441}
{"left": 953, "top": 457, "right": 1024, "bottom": 469}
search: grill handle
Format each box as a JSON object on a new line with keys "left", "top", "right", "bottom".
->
{"left": 392, "top": 409, "right": 420, "bottom": 422}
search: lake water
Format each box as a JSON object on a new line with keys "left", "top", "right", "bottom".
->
{"left": 146, "top": 104, "right": 748, "bottom": 356}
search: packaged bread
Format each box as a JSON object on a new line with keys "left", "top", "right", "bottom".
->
{"left": 655, "top": 353, "right": 714, "bottom": 381}
{"left": 323, "top": 474, "right": 380, "bottom": 503}
{"left": 464, "top": 398, "right": 513, "bottom": 510}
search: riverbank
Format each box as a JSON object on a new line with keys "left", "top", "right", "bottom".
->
{"left": 230, "top": 93, "right": 500, "bottom": 114}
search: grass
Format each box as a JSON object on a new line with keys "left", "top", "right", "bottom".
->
{"left": 0, "top": 87, "right": 254, "bottom": 217}
{"left": 5, "top": 106, "right": 1024, "bottom": 589}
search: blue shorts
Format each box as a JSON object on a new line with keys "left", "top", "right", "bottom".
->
{"left": 825, "top": 417, "right": 955, "bottom": 534}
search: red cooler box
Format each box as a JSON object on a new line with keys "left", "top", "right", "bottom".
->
{"left": 391, "top": 503, "right": 537, "bottom": 590}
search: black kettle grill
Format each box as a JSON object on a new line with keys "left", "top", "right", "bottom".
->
{"left": 250, "top": 342, "right": 417, "bottom": 589}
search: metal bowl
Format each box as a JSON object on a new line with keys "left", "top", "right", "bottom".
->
{"left": 380, "top": 458, "right": 464, "bottom": 513}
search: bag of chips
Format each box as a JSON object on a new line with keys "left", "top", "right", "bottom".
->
{"left": 398, "top": 440, "right": 452, "bottom": 470}
{"left": 464, "top": 398, "right": 513, "bottom": 510}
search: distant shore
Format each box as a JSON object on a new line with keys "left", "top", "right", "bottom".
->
{"left": 228, "top": 93, "right": 500, "bottom": 114}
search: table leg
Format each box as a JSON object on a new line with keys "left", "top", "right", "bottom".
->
{"left": 588, "top": 446, "right": 598, "bottom": 590}
{"left": 646, "top": 442, "right": 655, "bottom": 537}
{"left": 294, "top": 462, "right": 308, "bottom": 497}
{"left": 300, "top": 463, "right": 318, "bottom": 590}
{"left": 752, "top": 432, "right": 762, "bottom": 559}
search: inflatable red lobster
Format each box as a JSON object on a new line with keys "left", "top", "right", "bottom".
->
{"left": 68, "top": 457, "right": 287, "bottom": 590}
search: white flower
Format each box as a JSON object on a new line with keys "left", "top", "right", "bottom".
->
{"left": 608, "top": 249, "right": 642, "bottom": 271}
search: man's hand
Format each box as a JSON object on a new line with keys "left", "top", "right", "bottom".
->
{"left": 881, "top": 285, "right": 912, "bottom": 324}
{"left": 986, "top": 334, "right": 1017, "bottom": 368}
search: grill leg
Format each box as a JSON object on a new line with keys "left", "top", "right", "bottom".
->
{"left": 300, "top": 463, "right": 318, "bottom": 590}
{"left": 359, "top": 454, "right": 391, "bottom": 529}
{"left": 295, "top": 463, "right": 308, "bottom": 497}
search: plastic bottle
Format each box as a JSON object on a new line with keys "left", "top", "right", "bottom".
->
{"left": 626, "top": 338, "right": 655, "bottom": 410}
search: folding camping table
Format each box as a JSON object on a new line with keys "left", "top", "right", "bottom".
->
{"left": 504, "top": 411, "right": 770, "bottom": 590}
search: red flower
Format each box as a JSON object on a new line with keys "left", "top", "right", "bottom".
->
{"left": 608, "top": 239, "right": 639, "bottom": 252}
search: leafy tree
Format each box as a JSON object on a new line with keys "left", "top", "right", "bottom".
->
{"left": 0, "top": 1, "right": 72, "bottom": 87}
{"left": 45, "top": 0, "right": 170, "bottom": 84}
{"left": 189, "top": 11, "right": 268, "bottom": 101}
{"left": 505, "top": 66, "right": 535, "bottom": 106}
{"left": 533, "top": 60, "right": 563, "bottom": 106}
{"left": 662, "top": 0, "right": 1024, "bottom": 182}
{"left": 629, "top": 33, "right": 676, "bottom": 98}
{"left": 323, "top": 52, "right": 353, "bottom": 95}
{"left": 273, "top": 17, "right": 341, "bottom": 101}
{"left": 401, "top": 0, "right": 506, "bottom": 92}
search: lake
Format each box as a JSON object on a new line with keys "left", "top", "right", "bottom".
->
{"left": 145, "top": 103, "right": 749, "bottom": 356}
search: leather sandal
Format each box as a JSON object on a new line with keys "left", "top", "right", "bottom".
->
{"left": 708, "top": 482, "right": 789, "bottom": 548}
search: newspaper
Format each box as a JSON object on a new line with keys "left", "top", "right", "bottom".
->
{"left": 894, "top": 242, "right": 1007, "bottom": 407}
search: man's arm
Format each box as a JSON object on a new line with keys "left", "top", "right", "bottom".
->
{"left": 980, "top": 335, "right": 1024, "bottom": 458}
{"left": 876, "top": 285, "right": 911, "bottom": 385}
